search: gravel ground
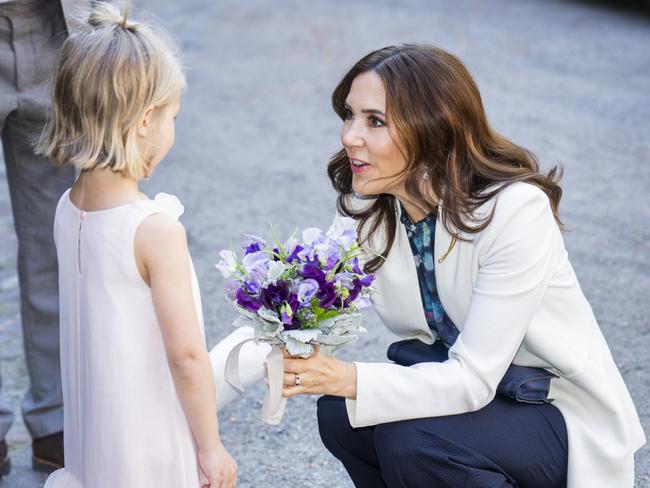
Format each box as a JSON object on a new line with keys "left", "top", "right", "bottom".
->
{"left": 1, "top": 0, "right": 648, "bottom": 486}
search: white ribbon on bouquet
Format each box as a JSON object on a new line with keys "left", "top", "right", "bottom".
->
{"left": 225, "top": 338, "right": 287, "bottom": 425}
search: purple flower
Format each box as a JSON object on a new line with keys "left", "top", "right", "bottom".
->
{"left": 301, "top": 258, "right": 326, "bottom": 285}
{"left": 272, "top": 247, "right": 281, "bottom": 261}
{"left": 343, "top": 278, "right": 363, "bottom": 307}
{"left": 242, "top": 235, "right": 267, "bottom": 255}
{"left": 280, "top": 294, "right": 300, "bottom": 330}
{"left": 236, "top": 288, "right": 262, "bottom": 312}
{"left": 287, "top": 244, "right": 304, "bottom": 263}
{"left": 282, "top": 316, "right": 300, "bottom": 330}
{"left": 317, "top": 281, "right": 338, "bottom": 309}
{"left": 358, "top": 274, "right": 375, "bottom": 288}
{"left": 245, "top": 280, "right": 261, "bottom": 295}
{"left": 261, "top": 280, "right": 290, "bottom": 310}
{"left": 245, "top": 242, "right": 261, "bottom": 254}
{"left": 352, "top": 257, "right": 363, "bottom": 275}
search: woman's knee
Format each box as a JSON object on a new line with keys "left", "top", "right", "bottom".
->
{"left": 374, "top": 421, "right": 420, "bottom": 466}
{"left": 374, "top": 420, "right": 516, "bottom": 488}
{"left": 317, "top": 395, "right": 351, "bottom": 455}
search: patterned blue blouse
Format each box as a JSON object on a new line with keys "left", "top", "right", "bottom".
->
{"left": 400, "top": 207, "right": 460, "bottom": 348}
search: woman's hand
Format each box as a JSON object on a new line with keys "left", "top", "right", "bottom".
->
{"left": 281, "top": 346, "right": 357, "bottom": 399}
{"left": 198, "top": 442, "right": 237, "bottom": 488}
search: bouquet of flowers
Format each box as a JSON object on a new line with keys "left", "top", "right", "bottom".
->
{"left": 216, "top": 216, "right": 376, "bottom": 424}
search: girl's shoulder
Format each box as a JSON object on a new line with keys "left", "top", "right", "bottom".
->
{"left": 133, "top": 193, "right": 189, "bottom": 279}
{"left": 134, "top": 192, "right": 187, "bottom": 249}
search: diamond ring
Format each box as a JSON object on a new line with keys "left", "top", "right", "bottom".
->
{"left": 295, "top": 374, "right": 302, "bottom": 386}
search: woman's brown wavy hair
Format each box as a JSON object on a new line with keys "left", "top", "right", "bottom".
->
{"left": 328, "top": 44, "right": 563, "bottom": 272}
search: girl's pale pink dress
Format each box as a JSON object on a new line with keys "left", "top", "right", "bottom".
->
{"left": 45, "top": 190, "right": 203, "bottom": 488}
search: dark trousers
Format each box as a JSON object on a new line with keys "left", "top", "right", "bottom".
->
{"left": 317, "top": 395, "right": 568, "bottom": 488}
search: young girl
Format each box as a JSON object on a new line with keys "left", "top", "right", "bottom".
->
{"left": 37, "top": 4, "right": 237, "bottom": 487}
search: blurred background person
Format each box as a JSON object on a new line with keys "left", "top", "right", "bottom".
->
{"left": 0, "top": 0, "right": 90, "bottom": 476}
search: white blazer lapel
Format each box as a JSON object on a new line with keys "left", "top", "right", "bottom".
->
{"left": 369, "top": 206, "right": 434, "bottom": 343}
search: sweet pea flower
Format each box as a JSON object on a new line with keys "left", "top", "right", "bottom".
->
{"left": 301, "top": 258, "right": 326, "bottom": 285}
{"left": 298, "top": 227, "right": 326, "bottom": 261}
{"left": 334, "top": 272, "right": 356, "bottom": 289}
{"left": 266, "top": 261, "right": 285, "bottom": 284}
{"left": 297, "top": 279, "right": 319, "bottom": 304}
{"left": 261, "top": 280, "right": 290, "bottom": 311}
{"left": 242, "top": 251, "right": 269, "bottom": 275}
{"left": 317, "top": 281, "right": 338, "bottom": 309}
{"left": 316, "top": 238, "right": 340, "bottom": 270}
{"left": 236, "top": 288, "right": 262, "bottom": 312}
{"left": 242, "top": 234, "right": 267, "bottom": 255}
{"left": 216, "top": 250, "right": 239, "bottom": 278}
{"left": 327, "top": 216, "right": 358, "bottom": 251}
{"left": 287, "top": 244, "right": 304, "bottom": 263}
{"left": 352, "top": 257, "right": 363, "bottom": 275}
{"left": 225, "top": 280, "right": 240, "bottom": 301}
{"left": 284, "top": 236, "right": 302, "bottom": 260}
{"left": 280, "top": 295, "right": 300, "bottom": 330}
{"left": 302, "top": 227, "right": 325, "bottom": 247}
{"left": 343, "top": 278, "right": 363, "bottom": 307}
{"left": 245, "top": 280, "right": 261, "bottom": 295}
{"left": 358, "top": 274, "right": 375, "bottom": 287}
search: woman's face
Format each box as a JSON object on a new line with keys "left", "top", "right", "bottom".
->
{"left": 341, "top": 71, "right": 408, "bottom": 197}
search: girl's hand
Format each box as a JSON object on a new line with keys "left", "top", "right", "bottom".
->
{"left": 198, "top": 442, "right": 237, "bottom": 488}
{"left": 281, "top": 346, "right": 357, "bottom": 399}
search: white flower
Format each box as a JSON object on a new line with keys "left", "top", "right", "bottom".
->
{"left": 327, "top": 216, "right": 358, "bottom": 251}
{"left": 302, "top": 227, "right": 325, "bottom": 246}
{"left": 266, "top": 261, "right": 286, "bottom": 284}
{"left": 216, "top": 250, "right": 238, "bottom": 278}
{"left": 242, "top": 251, "right": 269, "bottom": 273}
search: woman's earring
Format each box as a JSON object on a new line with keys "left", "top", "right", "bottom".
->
{"left": 422, "top": 168, "right": 431, "bottom": 181}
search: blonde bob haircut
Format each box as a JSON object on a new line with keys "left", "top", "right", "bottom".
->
{"left": 37, "top": 3, "right": 186, "bottom": 180}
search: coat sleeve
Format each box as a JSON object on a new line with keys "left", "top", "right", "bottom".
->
{"left": 345, "top": 185, "right": 562, "bottom": 427}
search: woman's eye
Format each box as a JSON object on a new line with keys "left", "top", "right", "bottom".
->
{"left": 343, "top": 108, "right": 353, "bottom": 120}
{"left": 369, "top": 116, "right": 385, "bottom": 128}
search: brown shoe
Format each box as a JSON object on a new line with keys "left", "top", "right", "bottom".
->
{"left": 32, "top": 431, "right": 64, "bottom": 474}
{"left": 0, "top": 439, "right": 10, "bottom": 477}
